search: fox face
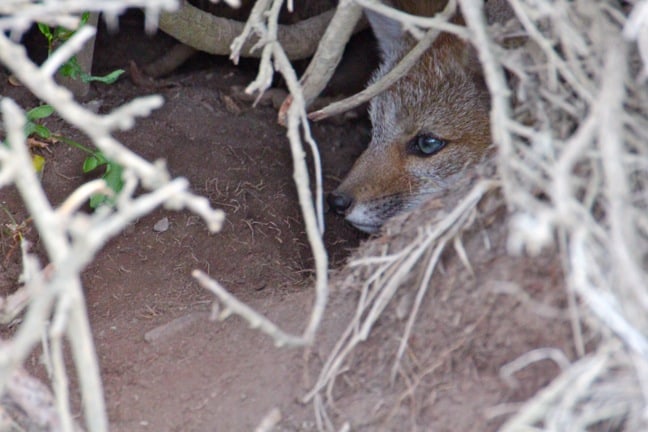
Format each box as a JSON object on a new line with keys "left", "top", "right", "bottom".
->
{"left": 328, "top": 2, "right": 492, "bottom": 233}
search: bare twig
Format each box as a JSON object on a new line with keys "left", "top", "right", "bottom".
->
{"left": 198, "top": 0, "right": 329, "bottom": 347}
{"left": 298, "top": 0, "right": 364, "bottom": 107}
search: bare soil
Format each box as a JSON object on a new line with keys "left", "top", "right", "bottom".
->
{"left": 1, "top": 14, "right": 575, "bottom": 432}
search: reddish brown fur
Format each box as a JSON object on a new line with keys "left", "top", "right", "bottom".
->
{"left": 329, "top": 0, "right": 505, "bottom": 233}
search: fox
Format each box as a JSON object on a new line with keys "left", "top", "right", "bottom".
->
{"left": 328, "top": 0, "right": 510, "bottom": 233}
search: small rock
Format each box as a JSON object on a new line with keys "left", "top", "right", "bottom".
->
{"left": 153, "top": 217, "right": 169, "bottom": 232}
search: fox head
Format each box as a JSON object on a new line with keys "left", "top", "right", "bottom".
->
{"left": 328, "top": 1, "right": 492, "bottom": 233}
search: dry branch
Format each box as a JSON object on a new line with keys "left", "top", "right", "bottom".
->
{"left": 0, "top": 2, "right": 225, "bottom": 431}
{"left": 296, "top": 0, "right": 363, "bottom": 107}
{"left": 308, "top": 0, "right": 461, "bottom": 121}
{"left": 199, "top": 0, "right": 330, "bottom": 347}
{"left": 305, "top": 0, "right": 648, "bottom": 430}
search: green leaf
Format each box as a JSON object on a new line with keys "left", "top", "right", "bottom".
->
{"left": 37, "top": 23, "right": 53, "bottom": 39}
{"left": 103, "top": 162, "right": 124, "bottom": 194}
{"left": 80, "top": 12, "right": 90, "bottom": 26}
{"left": 82, "top": 155, "right": 102, "bottom": 173}
{"left": 89, "top": 193, "right": 108, "bottom": 208}
{"left": 59, "top": 56, "right": 82, "bottom": 80}
{"left": 89, "top": 160, "right": 124, "bottom": 209}
{"left": 26, "top": 105, "right": 54, "bottom": 121}
{"left": 53, "top": 26, "right": 74, "bottom": 42}
{"left": 81, "top": 69, "right": 125, "bottom": 84}
{"left": 24, "top": 122, "right": 37, "bottom": 137}
{"left": 32, "top": 124, "right": 51, "bottom": 139}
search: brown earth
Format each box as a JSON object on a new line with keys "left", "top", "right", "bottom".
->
{"left": 0, "top": 12, "right": 575, "bottom": 432}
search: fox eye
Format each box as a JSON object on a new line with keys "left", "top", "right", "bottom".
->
{"left": 407, "top": 134, "right": 447, "bottom": 157}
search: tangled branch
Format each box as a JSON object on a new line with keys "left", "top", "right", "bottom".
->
{"left": 0, "top": 1, "right": 224, "bottom": 430}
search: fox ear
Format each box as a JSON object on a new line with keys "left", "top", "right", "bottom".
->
{"left": 365, "top": 7, "right": 407, "bottom": 59}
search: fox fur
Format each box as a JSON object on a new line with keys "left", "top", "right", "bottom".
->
{"left": 328, "top": 0, "right": 509, "bottom": 233}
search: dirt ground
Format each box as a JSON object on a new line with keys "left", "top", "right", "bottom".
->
{"left": 1, "top": 12, "right": 576, "bottom": 432}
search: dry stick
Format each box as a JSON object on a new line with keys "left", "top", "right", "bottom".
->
{"left": 198, "top": 0, "right": 329, "bottom": 345}
{"left": 263, "top": 0, "right": 328, "bottom": 326}
{"left": 297, "top": 0, "right": 363, "bottom": 108}
{"left": 500, "top": 350, "right": 608, "bottom": 431}
{"left": 507, "top": 0, "right": 594, "bottom": 104}
{"left": 1, "top": 99, "right": 108, "bottom": 432}
{"left": 313, "top": 393, "right": 334, "bottom": 431}
{"left": 50, "top": 324, "right": 75, "bottom": 432}
{"left": 304, "top": 262, "right": 401, "bottom": 405}
{"left": 356, "top": 0, "right": 466, "bottom": 35}
{"left": 459, "top": 0, "right": 518, "bottom": 208}
{"left": 0, "top": 102, "right": 60, "bottom": 387}
{"left": 309, "top": 0, "right": 461, "bottom": 122}
{"left": 0, "top": 19, "right": 222, "bottom": 432}
{"left": 230, "top": 0, "right": 273, "bottom": 63}
{"left": 552, "top": 115, "right": 600, "bottom": 358}
{"left": 302, "top": 259, "right": 396, "bottom": 404}
{"left": 570, "top": 229, "right": 648, "bottom": 359}
{"left": 267, "top": 0, "right": 327, "bottom": 235}
{"left": 391, "top": 241, "right": 445, "bottom": 380}
{"left": 598, "top": 40, "right": 648, "bottom": 318}
{"left": 303, "top": 272, "right": 384, "bottom": 403}
{"left": 362, "top": 184, "right": 498, "bottom": 336}
{"left": 194, "top": 271, "right": 305, "bottom": 346}
{"left": 319, "top": 235, "right": 434, "bottom": 411}
{"left": 564, "top": 40, "right": 648, "bottom": 358}
{"left": 259, "top": 0, "right": 328, "bottom": 334}
{"left": 390, "top": 180, "right": 497, "bottom": 378}
{"left": 500, "top": 348, "right": 571, "bottom": 389}
{"left": 278, "top": 48, "right": 329, "bottom": 342}
{"left": 548, "top": 349, "right": 615, "bottom": 429}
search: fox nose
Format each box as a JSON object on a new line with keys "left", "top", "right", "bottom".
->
{"left": 327, "top": 191, "right": 353, "bottom": 215}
